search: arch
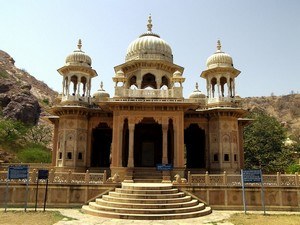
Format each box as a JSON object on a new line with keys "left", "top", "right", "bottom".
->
{"left": 91, "top": 122, "right": 112, "bottom": 167}
{"left": 220, "top": 76, "right": 228, "bottom": 97}
{"left": 129, "top": 75, "right": 137, "bottom": 87}
{"left": 71, "top": 75, "right": 78, "bottom": 95}
{"left": 161, "top": 76, "right": 169, "bottom": 88}
{"left": 141, "top": 73, "right": 157, "bottom": 89}
{"left": 134, "top": 118, "right": 162, "bottom": 167}
{"left": 184, "top": 123, "right": 206, "bottom": 168}
{"left": 211, "top": 77, "right": 217, "bottom": 98}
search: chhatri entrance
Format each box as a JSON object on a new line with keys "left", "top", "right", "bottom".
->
{"left": 134, "top": 121, "right": 162, "bottom": 167}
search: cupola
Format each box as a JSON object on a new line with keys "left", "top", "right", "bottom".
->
{"left": 125, "top": 15, "right": 173, "bottom": 63}
{"left": 206, "top": 40, "right": 233, "bottom": 69}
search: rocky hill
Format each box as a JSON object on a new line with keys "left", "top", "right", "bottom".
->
{"left": 0, "top": 50, "right": 57, "bottom": 124}
{"left": 242, "top": 94, "right": 300, "bottom": 140}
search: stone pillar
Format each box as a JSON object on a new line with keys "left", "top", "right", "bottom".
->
{"left": 217, "top": 77, "right": 221, "bottom": 98}
{"left": 207, "top": 79, "right": 210, "bottom": 98}
{"left": 128, "top": 123, "right": 135, "bottom": 167}
{"left": 111, "top": 114, "right": 120, "bottom": 167}
{"left": 162, "top": 123, "right": 168, "bottom": 164}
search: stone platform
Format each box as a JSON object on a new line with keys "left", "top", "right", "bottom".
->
{"left": 82, "top": 182, "right": 212, "bottom": 220}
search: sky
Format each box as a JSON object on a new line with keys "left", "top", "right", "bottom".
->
{"left": 0, "top": 0, "right": 299, "bottom": 98}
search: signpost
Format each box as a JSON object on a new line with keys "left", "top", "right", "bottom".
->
{"left": 35, "top": 169, "right": 49, "bottom": 211}
{"left": 5, "top": 165, "right": 29, "bottom": 212}
{"left": 156, "top": 164, "right": 173, "bottom": 171}
{"left": 241, "top": 169, "right": 266, "bottom": 214}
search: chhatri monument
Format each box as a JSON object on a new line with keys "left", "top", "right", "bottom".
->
{"left": 49, "top": 16, "right": 248, "bottom": 180}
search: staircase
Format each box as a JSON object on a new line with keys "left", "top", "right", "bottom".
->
{"left": 82, "top": 182, "right": 212, "bottom": 220}
{"left": 133, "top": 167, "right": 162, "bottom": 183}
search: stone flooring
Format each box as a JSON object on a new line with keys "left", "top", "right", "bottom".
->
{"left": 54, "top": 209, "right": 235, "bottom": 225}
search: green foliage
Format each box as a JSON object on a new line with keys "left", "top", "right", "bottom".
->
{"left": 0, "top": 118, "right": 28, "bottom": 144}
{"left": 244, "top": 110, "right": 294, "bottom": 173}
{"left": 286, "top": 164, "right": 300, "bottom": 174}
{"left": 23, "top": 123, "right": 52, "bottom": 146}
{"left": 0, "top": 118, "right": 52, "bottom": 163}
{"left": 17, "top": 144, "right": 51, "bottom": 163}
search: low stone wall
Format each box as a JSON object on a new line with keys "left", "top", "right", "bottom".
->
{"left": 180, "top": 186, "right": 300, "bottom": 211}
{"left": 0, "top": 183, "right": 119, "bottom": 208}
{"left": 0, "top": 170, "right": 299, "bottom": 211}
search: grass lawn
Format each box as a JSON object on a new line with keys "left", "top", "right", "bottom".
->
{"left": 0, "top": 210, "right": 71, "bottom": 225}
{"left": 228, "top": 213, "right": 300, "bottom": 225}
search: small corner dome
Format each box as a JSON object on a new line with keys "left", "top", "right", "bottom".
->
{"left": 173, "top": 70, "right": 182, "bottom": 77}
{"left": 206, "top": 40, "right": 233, "bottom": 69}
{"left": 189, "top": 83, "right": 206, "bottom": 99}
{"left": 125, "top": 15, "right": 173, "bottom": 63}
{"left": 116, "top": 70, "right": 125, "bottom": 77}
{"left": 93, "top": 82, "right": 110, "bottom": 99}
{"left": 65, "top": 39, "right": 92, "bottom": 67}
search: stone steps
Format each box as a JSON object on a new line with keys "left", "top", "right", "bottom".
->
{"left": 82, "top": 182, "right": 212, "bottom": 220}
{"left": 95, "top": 198, "right": 199, "bottom": 209}
{"left": 133, "top": 168, "right": 162, "bottom": 183}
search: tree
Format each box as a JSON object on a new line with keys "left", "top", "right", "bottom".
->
{"left": 0, "top": 118, "right": 27, "bottom": 144}
{"left": 244, "top": 110, "right": 293, "bottom": 173}
{"left": 23, "top": 123, "right": 52, "bottom": 146}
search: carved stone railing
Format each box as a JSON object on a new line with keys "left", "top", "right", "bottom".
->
{"left": 0, "top": 169, "right": 106, "bottom": 185}
{"left": 114, "top": 87, "right": 184, "bottom": 99}
{"left": 188, "top": 171, "right": 299, "bottom": 187}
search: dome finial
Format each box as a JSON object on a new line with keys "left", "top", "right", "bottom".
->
{"left": 195, "top": 82, "right": 199, "bottom": 90}
{"left": 77, "top": 39, "right": 82, "bottom": 50}
{"left": 217, "top": 40, "right": 221, "bottom": 51}
{"left": 147, "top": 14, "right": 153, "bottom": 32}
{"left": 100, "top": 81, "right": 104, "bottom": 90}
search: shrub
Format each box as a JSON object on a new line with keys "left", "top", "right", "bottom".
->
{"left": 286, "top": 164, "right": 300, "bottom": 174}
{"left": 17, "top": 144, "right": 51, "bottom": 163}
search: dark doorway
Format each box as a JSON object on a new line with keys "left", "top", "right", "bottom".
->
{"left": 122, "top": 119, "right": 129, "bottom": 167}
{"left": 184, "top": 124, "right": 205, "bottom": 168}
{"left": 91, "top": 123, "right": 112, "bottom": 167}
{"left": 134, "top": 119, "right": 162, "bottom": 167}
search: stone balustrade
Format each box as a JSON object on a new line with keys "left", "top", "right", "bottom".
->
{"left": 0, "top": 169, "right": 106, "bottom": 185}
{"left": 187, "top": 171, "right": 299, "bottom": 187}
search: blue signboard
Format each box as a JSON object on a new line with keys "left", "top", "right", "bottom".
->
{"left": 8, "top": 165, "right": 29, "bottom": 180}
{"left": 242, "top": 169, "right": 262, "bottom": 183}
{"left": 156, "top": 164, "right": 173, "bottom": 171}
{"left": 38, "top": 170, "right": 49, "bottom": 179}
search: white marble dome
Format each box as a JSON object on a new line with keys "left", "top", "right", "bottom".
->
{"left": 65, "top": 39, "right": 92, "bottom": 67}
{"left": 189, "top": 83, "right": 206, "bottom": 99}
{"left": 206, "top": 40, "right": 233, "bottom": 69}
{"left": 93, "top": 82, "right": 110, "bottom": 100}
{"left": 125, "top": 16, "right": 173, "bottom": 63}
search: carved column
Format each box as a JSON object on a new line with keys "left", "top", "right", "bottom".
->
{"left": 162, "top": 122, "right": 168, "bottom": 164}
{"left": 128, "top": 123, "right": 135, "bottom": 167}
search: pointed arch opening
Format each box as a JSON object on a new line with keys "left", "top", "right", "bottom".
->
{"left": 211, "top": 77, "right": 217, "bottom": 98}
{"left": 161, "top": 76, "right": 169, "bottom": 88}
{"left": 141, "top": 73, "right": 157, "bottom": 89}
{"left": 91, "top": 123, "right": 112, "bottom": 167}
{"left": 220, "top": 76, "right": 228, "bottom": 97}
{"left": 184, "top": 124, "right": 206, "bottom": 168}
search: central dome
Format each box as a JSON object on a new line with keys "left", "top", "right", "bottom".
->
{"left": 125, "top": 16, "right": 173, "bottom": 63}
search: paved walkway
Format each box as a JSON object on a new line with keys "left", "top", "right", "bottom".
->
{"left": 53, "top": 209, "right": 235, "bottom": 225}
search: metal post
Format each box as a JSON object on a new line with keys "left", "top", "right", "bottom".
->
{"left": 241, "top": 169, "right": 247, "bottom": 214}
{"left": 5, "top": 176, "right": 9, "bottom": 212}
{"left": 35, "top": 178, "right": 39, "bottom": 211}
{"left": 43, "top": 178, "right": 49, "bottom": 211}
